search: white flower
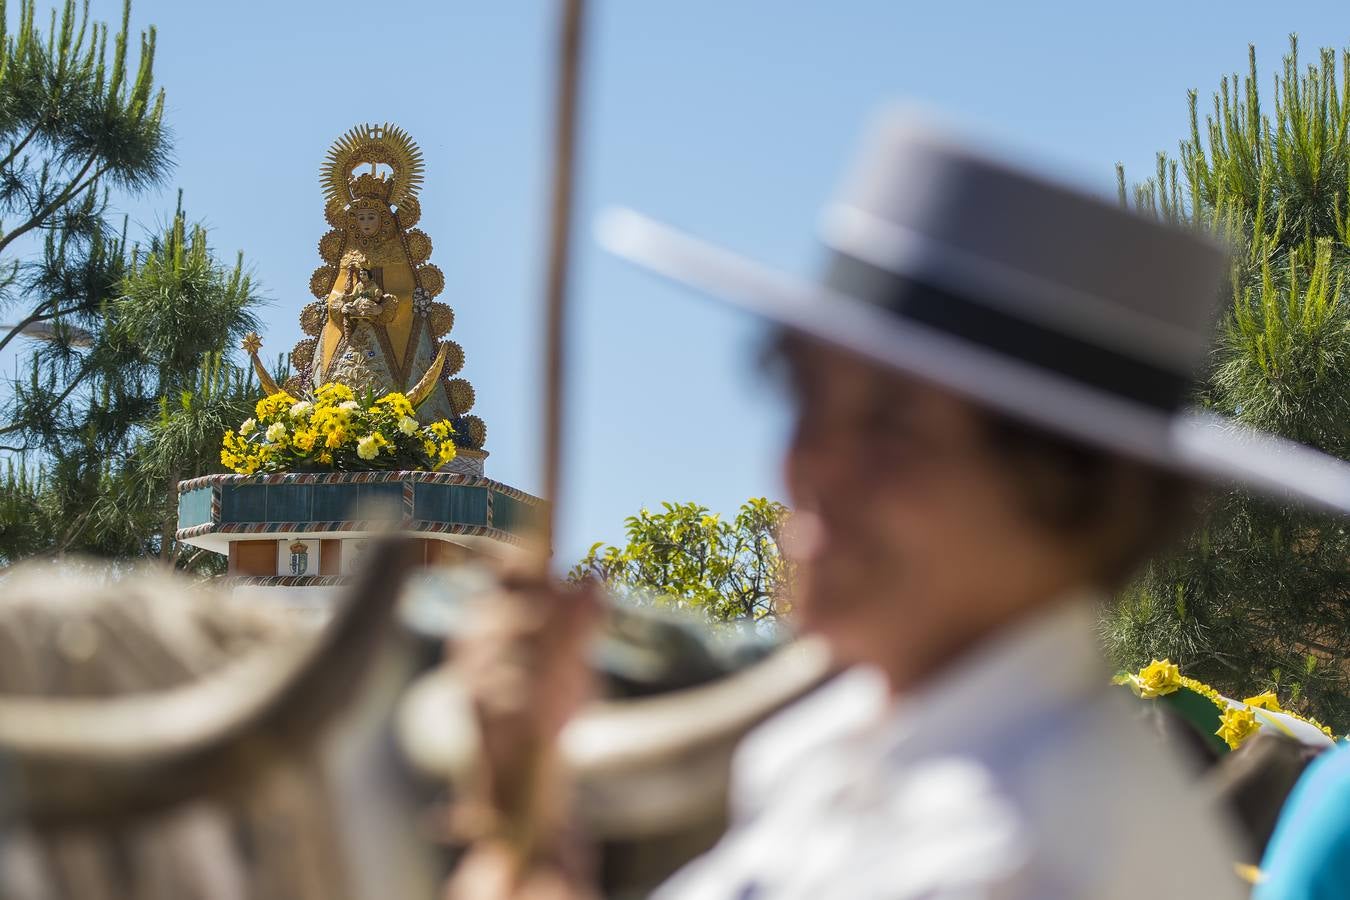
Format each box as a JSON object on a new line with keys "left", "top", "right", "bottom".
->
{"left": 397, "top": 415, "right": 418, "bottom": 435}
{"left": 290, "top": 400, "right": 312, "bottom": 418}
{"left": 339, "top": 400, "right": 360, "bottom": 412}
{"left": 239, "top": 418, "right": 257, "bottom": 437}
{"left": 412, "top": 286, "right": 431, "bottom": 315}
{"left": 265, "top": 422, "right": 287, "bottom": 442}
{"left": 357, "top": 435, "right": 380, "bottom": 460}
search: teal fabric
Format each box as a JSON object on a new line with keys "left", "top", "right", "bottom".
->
{"left": 1256, "top": 741, "right": 1350, "bottom": 900}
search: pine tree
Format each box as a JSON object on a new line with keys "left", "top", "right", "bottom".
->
{"left": 0, "top": 2, "right": 269, "bottom": 572}
{"left": 1105, "top": 37, "right": 1350, "bottom": 730}
{"left": 1, "top": 201, "right": 267, "bottom": 569}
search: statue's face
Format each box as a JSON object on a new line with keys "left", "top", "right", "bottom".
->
{"left": 355, "top": 209, "right": 381, "bottom": 236}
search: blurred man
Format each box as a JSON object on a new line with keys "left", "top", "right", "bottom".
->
{"left": 450, "top": 113, "right": 1350, "bottom": 898}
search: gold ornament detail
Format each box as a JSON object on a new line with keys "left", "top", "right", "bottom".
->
{"left": 324, "top": 200, "right": 346, "bottom": 229}
{"left": 241, "top": 333, "right": 281, "bottom": 397}
{"left": 283, "top": 374, "right": 306, "bottom": 395}
{"left": 323, "top": 123, "right": 425, "bottom": 211}
{"left": 441, "top": 340, "right": 465, "bottom": 376}
{"left": 405, "top": 229, "right": 432, "bottom": 263}
{"left": 417, "top": 263, "right": 445, "bottom": 297}
{"left": 394, "top": 194, "right": 420, "bottom": 230}
{"left": 318, "top": 229, "right": 345, "bottom": 263}
{"left": 356, "top": 233, "right": 406, "bottom": 267}
{"left": 446, "top": 377, "right": 475, "bottom": 415}
{"left": 460, "top": 415, "right": 487, "bottom": 449}
{"left": 310, "top": 266, "right": 338, "bottom": 300}
{"left": 427, "top": 302, "right": 454, "bottom": 338}
{"left": 291, "top": 338, "right": 317, "bottom": 371}
{"left": 299, "top": 301, "right": 326, "bottom": 336}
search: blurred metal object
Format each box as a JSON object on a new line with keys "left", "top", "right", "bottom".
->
{"left": 398, "top": 620, "right": 832, "bottom": 894}
{"left": 1, "top": 320, "right": 94, "bottom": 347}
{"left": 0, "top": 536, "right": 423, "bottom": 823}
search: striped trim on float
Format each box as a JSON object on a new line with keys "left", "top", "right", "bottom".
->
{"left": 176, "top": 470, "right": 545, "bottom": 506}
{"left": 174, "top": 519, "right": 527, "bottom": 546}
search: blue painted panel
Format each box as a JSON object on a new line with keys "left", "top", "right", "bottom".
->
{"left": 413, "top": 482, "right": 450, "bottom": 522}
{"left": 359, "top": 482, "right": 404, "bottom": 516}
{"left": 265, "top": 484, "right": 312, "bottom": 522}
{"left": 312, "top": 482, "right": 354, "bottom": 520}
{"left": 177, "top": 486, "right": 214, "bottom": 529}
{"left": 448, "top": 485, "right": 488, "bottom": 526}
{"left": 220, "top": 484, "right": 267, "bottom": 522}
{"left": 492, "top": 492, "right": 537, "bottom": 535}
{"left": 414, "top": 483, "right": 487, "bottom": 526}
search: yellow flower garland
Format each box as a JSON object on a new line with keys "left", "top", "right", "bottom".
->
{"left": 1118, "top": 660, "right": 1339, "bottom": 749}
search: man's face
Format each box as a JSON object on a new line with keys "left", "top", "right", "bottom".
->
{"left": 355, "top": 209, "right": 381, "bottom": 236}
{"left": 780, "top": 340, "right": 1086, "bottom": 686}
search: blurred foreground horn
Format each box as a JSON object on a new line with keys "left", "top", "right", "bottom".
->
{"left": 0, "top": 536, "right": 421, "bottom": 824}
{"left": 399, "top": 636, "right": 833, "bottom": 837}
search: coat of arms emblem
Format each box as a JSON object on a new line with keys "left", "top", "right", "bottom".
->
{"left": 289, "top": 541, "right": 310, "bottom": 576}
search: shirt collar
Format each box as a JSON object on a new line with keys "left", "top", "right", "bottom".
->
{"left": 865, "top": 592, "right": 1109, "bottom": 759}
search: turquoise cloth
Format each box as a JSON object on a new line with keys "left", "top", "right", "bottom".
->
{"left": 1257, "top": 741, "right": 1350, "bottom": 900}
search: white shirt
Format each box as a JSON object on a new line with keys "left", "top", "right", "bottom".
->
{"left": 655, "top": 599, "right": 1246, "bottom": 899}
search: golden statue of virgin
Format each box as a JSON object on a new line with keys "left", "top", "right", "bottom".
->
{"left": 245, "top": 123, "right": 487, "bottom": 457}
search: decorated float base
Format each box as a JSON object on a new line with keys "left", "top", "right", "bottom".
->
{"left": 177, "top": 469, "right": 545, "bottom": 615}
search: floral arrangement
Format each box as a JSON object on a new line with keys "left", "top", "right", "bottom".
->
{"left": 1115, "top": 659, "right": 1336, "bottom": 751}
{"left": 220, "top": 382, "right": 456, "bottom": 474}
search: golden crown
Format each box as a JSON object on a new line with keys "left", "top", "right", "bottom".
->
{"left": 323, "top": 123, "right": 424, "bottom": 210}
{"left": 349, "top": 172, "right": 394, "bottom": 204}
{"left": 289, "top": 540, "right": 308, "bottom": 554}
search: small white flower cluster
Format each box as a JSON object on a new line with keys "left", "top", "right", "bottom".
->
{"left": 412, "top": 286, "right": 431, "bottom": 315}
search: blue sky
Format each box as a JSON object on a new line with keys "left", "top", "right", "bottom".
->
{"left": 24, "top": 1, "right": 1350, "bottom": 563}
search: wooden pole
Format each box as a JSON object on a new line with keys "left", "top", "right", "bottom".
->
{"left": 539, "top": 0, "right": 586, "bottom": 557}
{"left": 496, "top": 0, "right": 588, "bottom": 877}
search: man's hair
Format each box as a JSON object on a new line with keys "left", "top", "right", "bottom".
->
{"left": 760, "top": 328, "right": 1204, "bottom": 588}
{"left": 977, "top": 411, "right": 1204, "bottom": 588}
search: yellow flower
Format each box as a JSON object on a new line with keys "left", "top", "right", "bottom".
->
{"left": 317, "top": 451, "right": 333, "bottom": 465}
{"left": 254, "top": 392, "right": 296, "bottom": 421}
{"left": 1217, "top": 706, "right": 1261, "bottom": 750}
{"left": 238, "top": 418, "right": 257, "bottom": 437}
{"left": 314, "top": 408, "right": 350, "bottom": 448}
{"left": 1242, "top": 691, "right": 1282, "bottom": 712}
{"left": 314, "top": 405, "right": 350, "bottom": 426}
{"left": 292, "top": 429, "right": 318, "bottom": 451}
{"left": 437, "top": 439, "right": 456, "bottom": 465}
{"left": 422, "top": 438, "right": 437, "bottom": 458}
{"left": 357, "top": 432, "right": 389, "bottom": 460}
{"left": 376, "top": 392, "right": 415, "bottom": 418}
{"left": 265, "top": 422, "right": 287, "bottom": 443}
{"left": 428, "top": 419, "right": 454, "bottom": 439}
{"left": 1131, "top": 659, "right": 1182, "bottom": 699}
{"left": 397, "top": 415, "right": 418, "bottom": 435}
{"left": 316, "top": 382, "right": 354, "bottom": 404}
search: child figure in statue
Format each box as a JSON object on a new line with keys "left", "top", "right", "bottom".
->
{"left": 323, "top": 250, "right": 402, "bottom": 397}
